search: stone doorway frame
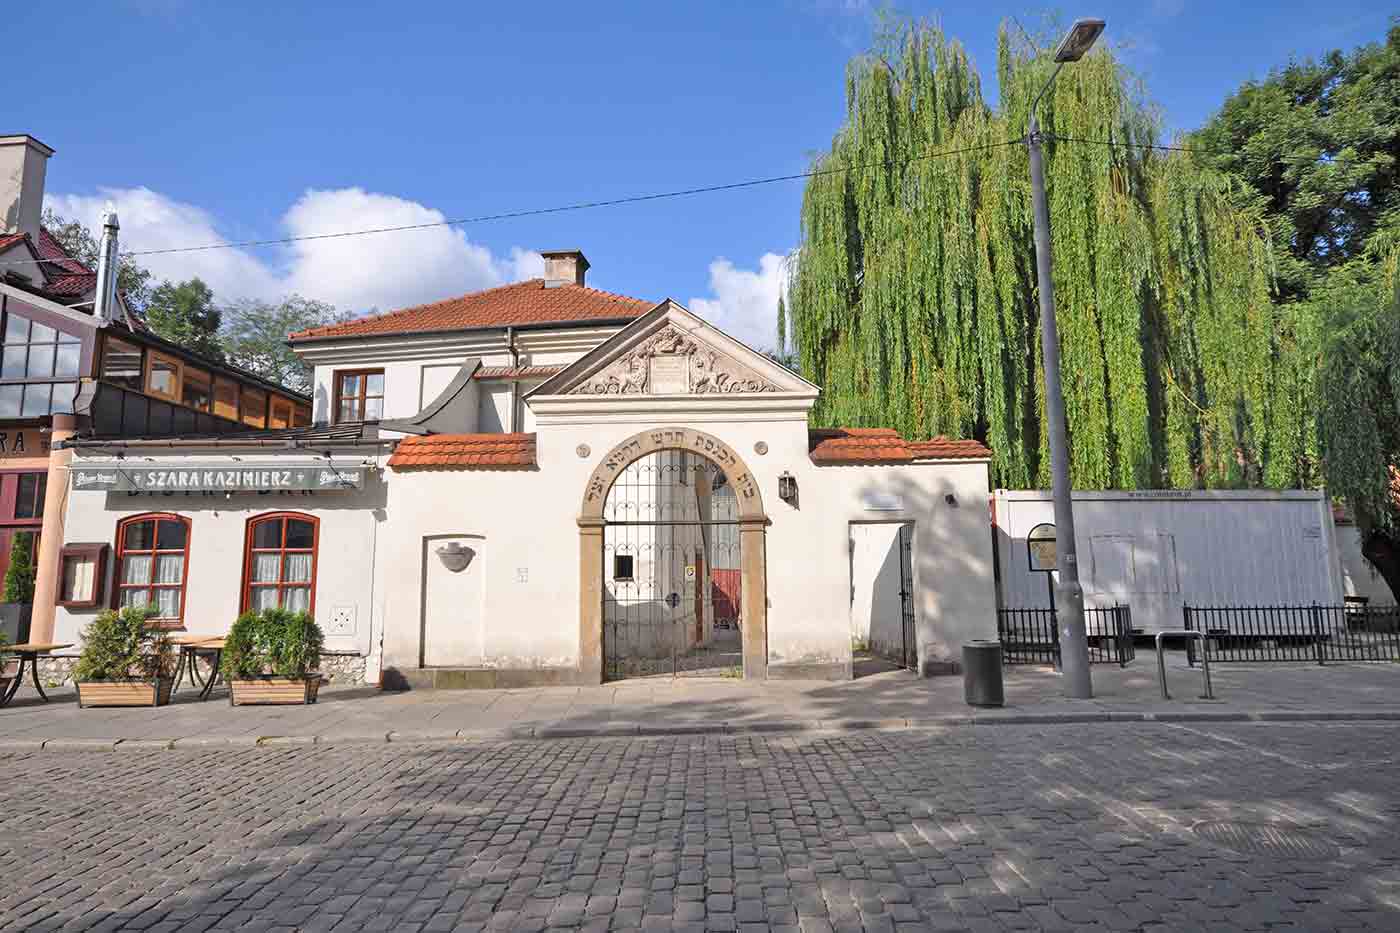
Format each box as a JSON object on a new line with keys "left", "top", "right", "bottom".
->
{"left": 579, "top": 427, "right": 768, "bottom": 682}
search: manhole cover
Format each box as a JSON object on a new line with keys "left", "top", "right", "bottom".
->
{"left": 1193, "top": 821, "right": 1339, "bottom": 860}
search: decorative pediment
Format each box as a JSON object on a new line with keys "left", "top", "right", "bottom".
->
{"left": 530, "top": 299, "right": 818, "bottom": 401}
{"left": 568, "top": 323, "right": 780, "bottom": 396}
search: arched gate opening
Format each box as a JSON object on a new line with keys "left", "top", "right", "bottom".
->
{"left": 602, "top": 449, "right": 741, "bottom": 678}
{"left": 577, "top": 427, "right": 768, "bottom": 682}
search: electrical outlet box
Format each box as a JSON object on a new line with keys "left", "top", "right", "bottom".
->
{"left": 326, "top": 605, "right": 356, "bottom": 636}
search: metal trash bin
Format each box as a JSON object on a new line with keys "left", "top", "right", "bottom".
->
{"left": 963, "top": 640, "right": 1004, "bottom": 707}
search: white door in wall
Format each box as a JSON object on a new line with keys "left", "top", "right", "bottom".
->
{"left": 421, "top": 535, "right": 485, "bottom": 667}
{"left": 849, "top": 522, "right": 910, "bottom": 664}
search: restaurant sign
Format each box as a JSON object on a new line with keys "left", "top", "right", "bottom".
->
{"left": 71, "top": 461, "right": 366, "bottom": 493}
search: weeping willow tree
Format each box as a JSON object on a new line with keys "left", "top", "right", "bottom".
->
{"left": 788, "top": 20, "right": 1309, "bottom": 490}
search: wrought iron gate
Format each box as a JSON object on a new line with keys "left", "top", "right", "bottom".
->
{"left": 603, "top": 450, "right": 742, "bottom": 679}
{"left": 897, "top": 523, "right": 917, "bottom": 671}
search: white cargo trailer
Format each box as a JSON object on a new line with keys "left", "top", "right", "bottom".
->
{"left": 992, "top": 489, "right": 1345, "bottom": 634}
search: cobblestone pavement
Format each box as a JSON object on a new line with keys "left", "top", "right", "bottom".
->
{"left": 3, "top": 722, "right": 1399, "bottom": 932}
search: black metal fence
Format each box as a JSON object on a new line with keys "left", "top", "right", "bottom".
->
{"left": 998, "top": 605, "right": 1136, "bottom": 667}
{"left": 1183, "top": 604, "right": 1400, "bottom": 664}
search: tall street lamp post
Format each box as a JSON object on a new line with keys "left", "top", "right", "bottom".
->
{"left": 1027, "top": 17, "right": 1105, "bottom": 699}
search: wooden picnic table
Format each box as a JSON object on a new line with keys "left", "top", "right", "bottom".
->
{"left": 171, "top": 636, "right": 227, "bottom": 701}
{"left": 0, "top": 643, "right": 74, "bottom": 707}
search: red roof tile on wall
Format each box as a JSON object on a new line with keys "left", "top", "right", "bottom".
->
{"left": 809, "top": 428, "right": 991, "bottom": 464}
{"left": 289, "top": 280, "right": 653, "bottom": 341}
{"left": 389, "top": 433, "right": 537, "bottom": 469}
{"left": 908, "top": 437, "right": 993, "bottom": 461}
{"left": 473, "top": 364, "right": 566, "bottom": 380}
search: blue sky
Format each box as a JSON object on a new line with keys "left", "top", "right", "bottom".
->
{"left": 13, "top": 0, "right": 1393, "bottom": 348}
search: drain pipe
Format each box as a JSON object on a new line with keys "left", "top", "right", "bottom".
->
{"left": 506, "top": 326, "right": 519, "bottom": 433}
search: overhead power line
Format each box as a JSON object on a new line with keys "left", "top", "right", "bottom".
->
{"left": 0, "top": 138, "right": 1023, "bottom": 269}
{"left": 1041, "top": 133, "right": 1231, "bottom": 157}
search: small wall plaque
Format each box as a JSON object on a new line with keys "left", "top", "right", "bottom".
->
{"left": 576, "top": 444, "right": 591, "bottom": 458}
{"left": 649, "top": 356, "right": 689, "bottom": 394}
{"left": 754, "top": 441, "right": 768, "bottom": 455}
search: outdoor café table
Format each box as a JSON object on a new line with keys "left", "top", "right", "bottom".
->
{"left": 0, "top": 643, "right": 74, "bottom": 707}
{"left": 171, "top": 636, "right": 226, "bottom": 701}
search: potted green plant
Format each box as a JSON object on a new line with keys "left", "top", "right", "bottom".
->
{"left": 0, "top": 532, "right": 35, "bottom": 645}
{"left": 74, "top": 605, "right": 176, "bottom": 707}
{"left": 222, "top": 607, "right": 325, "bottom": 705}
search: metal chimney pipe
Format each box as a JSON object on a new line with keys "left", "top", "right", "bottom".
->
{"left": 92, "top": 208, "right": 120, "bottom": 327}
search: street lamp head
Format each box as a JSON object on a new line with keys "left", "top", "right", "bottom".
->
{"left": 1053, "top": 18, "right": 1105, "bottom": 63}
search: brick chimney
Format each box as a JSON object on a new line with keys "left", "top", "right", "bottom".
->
{"left": 541, "top": 249, "right": 589, "bottom": 287}
{"left": 0, "top": 135, "right": 54, "bottom": 243}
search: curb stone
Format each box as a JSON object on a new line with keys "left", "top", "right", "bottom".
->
{"left": 115, "top": 739, "right": 174, "bottom": 751}
{"left": 40, "top": 739, "right": 118, "bottom": 750}
{"left": 5, "top": 709, "right": 1400, "bottom": 751}
{"left": 170, "top": 734, "right": 262, "bottom": 748}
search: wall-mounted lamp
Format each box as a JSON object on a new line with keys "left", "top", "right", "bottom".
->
{"left": 778, "top": 471, "right": 797, "bottom": 504}
{"left": 435, "top": 541, "right": 475, "bottom": 573}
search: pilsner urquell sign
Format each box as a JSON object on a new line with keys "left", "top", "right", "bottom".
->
{"left": 70, "top": 461, "right": 366, "bottom": 493}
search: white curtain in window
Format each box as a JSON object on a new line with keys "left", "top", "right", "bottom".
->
{"left": 155, "top": 554, "right": 183, "bottom": 585}
{"left": 123, "top": 554, "right": 152, "bottom": 585}
{"left": 283, "top": 586, "right": 311, "bottom": 613}
{"left": 119, "top": 587, "right": 150, "bottom": 609}
{"left": 250, "top": 587, "right": 279, "bottom": 612}
{"left": 154, "top": 588, "right": 181, "bottom": 618}
{"left": 252, "top": 554, "right": 280, "bottom": 584}
{"left": 284, "top": 553, "right": 312, "bottom": 584}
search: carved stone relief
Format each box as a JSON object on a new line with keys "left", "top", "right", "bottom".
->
{"left": 569, "top": 324, "right": 779, "bottom": 395}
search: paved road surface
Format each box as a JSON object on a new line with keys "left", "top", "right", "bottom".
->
{"left": 2, "top": 722, "right": 1398, "bottom": 931}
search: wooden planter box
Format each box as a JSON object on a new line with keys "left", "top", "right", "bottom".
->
{"left": 78, "top": 677, "right": 174, "bottom": 708}
{"left": 229, "top": 675, "right": 322, "bottom": 706}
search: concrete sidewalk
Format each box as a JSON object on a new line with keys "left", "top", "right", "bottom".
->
{"left": 2, "top": 655, "right": 1398, "bottom": 749}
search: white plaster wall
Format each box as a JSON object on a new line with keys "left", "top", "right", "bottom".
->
{"left": 421, "top": 533, "right": 486, "bottom": 665}
{"left": 55, "top": 454, "right": 391, "bottom": 664}
{"left": 1337, "top": 523, "right": 1397, "bottom": 605}
{"left": 478, "top": 384, "right": 512, "bottom": 433}
{"left": 377, "top": 410, "right": 996, "bottom": 676}
{"left": 420, "top": 364, "right": 462, "bottom": 408}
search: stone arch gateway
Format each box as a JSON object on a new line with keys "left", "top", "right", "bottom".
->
{"left": 578, "top": 427, "right": 768, "bottom": 681}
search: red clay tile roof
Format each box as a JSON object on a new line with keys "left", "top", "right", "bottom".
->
{"left": 36, "top": 228, "right": 93, "bottom": 275}
{"left": 908, "top": 438, "right": 993, "bottom": 461}
{"left": 809, "top": 428, "right": 991, "bottom": 465}
{"left": 473, "top": 364, "right": 566, "bottom": 380}
{"left": 289, "top": 280, "right": 653, "bottom": 341}
{"left": 388, "top": 433, "right": 537, "bottom": 469}
{"left": 43, "top": 273, "right": 97, "bottom": 296}
{"left": 0, "top": 232, "right": 28, "bottom": 252}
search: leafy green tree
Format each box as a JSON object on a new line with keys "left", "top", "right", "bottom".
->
{"left": 1315, "top": 250, "right": 1400, "bottom": 600}
{"left": 787, "top": 19, "right": 1294, "bottom": 491}
{"left": 776, "top": 294, "right": 788, "bottom": 355}
{"left": 1195, "top": 24, "right": 1400, "bottom": 303}
{"left": 221, "top": 295, "right": 346, "bottom": 394}
{"left": 145, "top": 278, "right": 224, "bottom": 362}
{"left": 39, "top": 209, "right": 154, "bottom": 309}
{"left": 2, "top": 532, "right": 35, "bottom": 604}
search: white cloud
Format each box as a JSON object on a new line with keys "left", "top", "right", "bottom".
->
{"left": 45, "top": 186, "right": 542, "bottom": 314}
{"left": 689, "top": 252, "right": 790, "bottom": 353}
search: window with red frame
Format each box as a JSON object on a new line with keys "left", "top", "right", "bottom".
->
{"left": 243, "top": 513, "right": 318, "bottom": 613}
{"left": 114, "top": 514, "right": 190, "bottom": 625}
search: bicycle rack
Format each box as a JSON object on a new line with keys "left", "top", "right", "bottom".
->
{"left": 1155, "top": 630, "right": 1214, "bottom": 700}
